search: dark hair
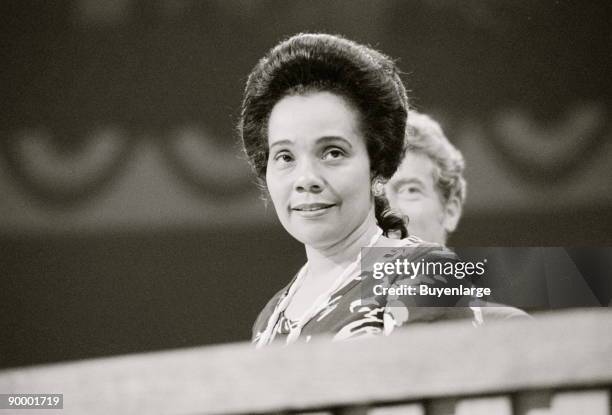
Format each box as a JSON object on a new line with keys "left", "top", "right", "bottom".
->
{"left": 239, "top": 33, "right": 407, "bottom": 237}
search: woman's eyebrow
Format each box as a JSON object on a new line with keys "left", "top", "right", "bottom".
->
{"left": 316, "top": 136, "right": 353, "bottom": 148}
{"left": 269, "top": 139, "right": 294, "bottom": 149}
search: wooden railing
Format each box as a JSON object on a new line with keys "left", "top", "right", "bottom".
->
{"left": 1, "top": 309, "right": 610, "bottom": 414}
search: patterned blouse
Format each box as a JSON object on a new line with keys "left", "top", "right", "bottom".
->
{"left": 252, "top": 236, "right": 481, "bottom": 346}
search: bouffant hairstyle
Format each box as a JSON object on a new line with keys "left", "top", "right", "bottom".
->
{"left": 239, "top": 33, "right": 408, "bottom": 236}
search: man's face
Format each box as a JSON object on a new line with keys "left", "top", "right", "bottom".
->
{"left": 385, "top": 152, "right": 457, "bottom": 245}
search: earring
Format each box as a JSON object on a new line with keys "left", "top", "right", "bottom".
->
{"left": 372, "top": 179, "right": 384, "bottom": 197}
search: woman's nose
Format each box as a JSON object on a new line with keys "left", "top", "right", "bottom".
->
{"left": 294, "top": 160, "right": 324, "bottom": 193}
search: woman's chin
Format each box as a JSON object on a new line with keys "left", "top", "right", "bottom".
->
{"left": 288, "top": 228, "right": 343, "bottom": 249}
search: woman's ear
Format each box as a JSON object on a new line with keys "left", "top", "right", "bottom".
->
{"left": 442, "top": 195, "right": 462, "bottom": 234}
{"left": 371, "top": 176, "right": 385, "bottom": 197}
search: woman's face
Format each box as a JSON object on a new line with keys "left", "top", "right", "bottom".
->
{"left": 266, "top": 91, "right": 373, "bottom": 249}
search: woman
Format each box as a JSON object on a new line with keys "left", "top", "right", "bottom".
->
{"left": 239, "top": 33, "right": 476, "bottom": 347}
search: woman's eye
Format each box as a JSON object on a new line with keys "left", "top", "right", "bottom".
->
{"left": 322, "top": 148, "right": 345, "bottom": 160}
{"left": 273, "top": 151, "right": 294, "bottom": 164}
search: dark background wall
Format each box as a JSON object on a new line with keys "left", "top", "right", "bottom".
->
{"left": 1, "top": 0, "right": 611, "bottom": 369}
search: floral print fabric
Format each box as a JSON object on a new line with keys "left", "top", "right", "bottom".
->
{"left": 252, "top": 237, "right": 479, "bottom": 345}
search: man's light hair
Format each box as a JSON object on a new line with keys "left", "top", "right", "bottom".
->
{"left": 405, "top": 110, "right": 466, "bottom": 207}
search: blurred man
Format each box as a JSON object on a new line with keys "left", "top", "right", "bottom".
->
{"left": 385, "top": 111, "right": 465, "bottom": 245}
{"left": 386, "top": 111, "right": 530, "bottom": 319}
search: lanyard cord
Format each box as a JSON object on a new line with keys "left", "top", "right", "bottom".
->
{"left": 256, "top": 227, "right": 383, "bottom": 348}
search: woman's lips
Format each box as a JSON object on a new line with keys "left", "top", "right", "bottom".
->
{"left": 291, "top": 203, "right": 336, "bottom": 217}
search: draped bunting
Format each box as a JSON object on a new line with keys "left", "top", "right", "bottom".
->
{"left": 1, "top": 0, "right": 610, "bottom": 230}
